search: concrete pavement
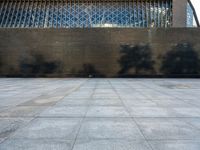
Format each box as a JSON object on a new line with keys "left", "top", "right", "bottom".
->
{"left": 0, "top": 78, "right": 200, "bottom": 150}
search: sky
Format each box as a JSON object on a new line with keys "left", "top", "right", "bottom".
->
{"left": 191, "top": 0, "right": 200, "bottom": 23}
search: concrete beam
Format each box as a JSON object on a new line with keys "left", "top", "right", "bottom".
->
{"left": 173, "top": 0, "right": 187, "bottom": 27}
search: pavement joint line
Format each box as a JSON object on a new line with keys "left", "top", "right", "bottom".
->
{"left": 2, "top": 116, "right": 200, "bottom": 119}
{"left": 145, "top": 139, "right": 200, "bottom": 141}
{"left": 70, "top": 79, "right": 98, "bottom": 150}
{"left": 145, "top": 138, "right": 200, "bottom": 140}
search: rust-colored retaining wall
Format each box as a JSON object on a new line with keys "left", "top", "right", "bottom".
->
{"left": 0, "top": 28, "right": 200, "bottom": 77}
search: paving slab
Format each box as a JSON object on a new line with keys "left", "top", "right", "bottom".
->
{"left": 181, "top": 118, "right": 200, "bottom": 130}
{"left": 128, "top": 107, "right": 175, "bottom": 117}
{"left": 86, "top": 106, "right": 130, "bottom": 117}
{"left": 123, "top": 99, "right": 158, "bottom": 107}
{"left": 90, "top": 99, "right": 123, "bottom": 106}
{"left": 0, "top": 106, "right": 48, "bottom": 117}
{"left": 149, "top": 140, "right": 200, "bottom": 150}
{"left": 73, "top": 140, "right": 152, "bottom": 150}
{"left": 39, "top": 106, "right": 88, "bottom": 117}
{"left": 56, "top": 99, "right": 90, "bottom": 106}
{"left": 135, "top": 118, "right": 200, "bottom": 140}
{"left": 77, "top": 118, "right": 144, "bottom": 140}
{"left": 0, "top": 139, "right": 73, "bottom": 150}
{"left": 11, "top": 118, "right": 82, "bottom": 140}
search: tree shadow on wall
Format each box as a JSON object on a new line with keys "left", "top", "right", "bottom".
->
{"left": 161, "top": 42, "right": 200, "bottom": 76}
{"left": 118, "top": 43, "right": 155, "bottom": 77}
{"left": 77, "top": 64, "right": 105, "bottom": 78}
{"left": 20, "top": 53, "right": 61, "bottom": 77}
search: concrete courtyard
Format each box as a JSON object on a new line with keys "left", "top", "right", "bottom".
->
{"left": 0, "top": 78, "right": 200, "bottom": 150}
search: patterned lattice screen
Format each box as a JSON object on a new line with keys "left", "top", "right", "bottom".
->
{"left": 187, "top": 2, "right": 193, "bottom": 27}
{"left": 0, "top": 0, "right": 173, "bottom": 28}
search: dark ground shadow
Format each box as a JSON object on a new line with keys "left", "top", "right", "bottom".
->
{"left": 20, "top": 53, "right": 61, "bottom": 77}
{"left": 161, "top": 42, "right": 200, "bottom": 76}
{"left": 77, "top": 64, "right": 105, "bottom": 78}
{"left": 118, "top": 43, "right": 154, "bottom": 77}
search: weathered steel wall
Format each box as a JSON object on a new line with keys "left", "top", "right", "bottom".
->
{"left": 0, "top": 28, "right": 200, "bottom": 77}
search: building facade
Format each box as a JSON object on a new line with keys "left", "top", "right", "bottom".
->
{"left": 0, "top": 0, "right": 189, "bottom": 28}
{"left": 0, "top": 0, "right": 200, "bottom": 77}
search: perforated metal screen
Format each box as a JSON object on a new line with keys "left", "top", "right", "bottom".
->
{"left": 0, "top": 0, "right": 173, "bottom": 28}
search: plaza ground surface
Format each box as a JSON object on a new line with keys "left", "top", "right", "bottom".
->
{"left": 0, "top": 78, "right": 200, "bottom": 150}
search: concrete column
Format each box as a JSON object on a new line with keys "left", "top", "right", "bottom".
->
{"left": 173, "top": 0, "right": 187, "bottom": 27}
